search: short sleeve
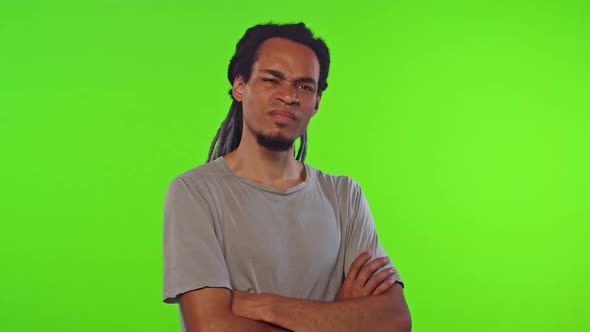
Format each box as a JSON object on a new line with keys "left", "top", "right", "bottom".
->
{"left": 162, "top": 177, "right": 232, "bottom": 303}
{"left": 343, "top": 179, "right": 405, "bottom": 289}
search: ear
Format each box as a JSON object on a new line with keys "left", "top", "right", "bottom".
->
{"left": 311, "top": 92, "right": 322, "bottom": 117}
{"left": 232, "top": 75, "right": 246, "bottom": 102}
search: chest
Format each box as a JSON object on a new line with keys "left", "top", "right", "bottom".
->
{"left": 218, "top": 192, "right": 342, "bottom": 291}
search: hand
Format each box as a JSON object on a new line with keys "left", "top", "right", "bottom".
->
{"left": 231, "top": 290, "right": 273, "bottom": 322}
{"left": 336, "top": 249, "right": 398, "bottom": 301}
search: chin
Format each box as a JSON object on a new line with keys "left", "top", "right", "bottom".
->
{"left": 266, "top": 128, "right": 294, "bottom": 140}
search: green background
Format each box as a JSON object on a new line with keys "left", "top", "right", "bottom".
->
{"left": 1, "top": 0, "right": 588, "bottom": 331}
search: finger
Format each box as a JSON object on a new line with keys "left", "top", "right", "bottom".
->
{"left": 357, "top": 256, "right": 390, "bottom": 287}
{"left": 363, "top": 267, "right": 396, "bottom": 294}
{"left": 372, "top": 276, "right": 398, "bottom": 295}
{"left": 347, "top": 249, "right": 373, "bottom": 281}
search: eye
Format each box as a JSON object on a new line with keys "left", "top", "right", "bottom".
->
{"left": 262, "top": 78, "right": 278, "bottom": 84}
{"left": 299, "top": 84, "right": 315, "bottom": 92}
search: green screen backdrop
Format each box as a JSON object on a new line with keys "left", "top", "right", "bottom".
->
{"left": 1, "top": 1, "right": 588, "bottom": 331}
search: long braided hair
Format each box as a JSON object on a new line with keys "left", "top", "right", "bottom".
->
{"left": 207, "top": 22, "right": 330, "bottom": 163}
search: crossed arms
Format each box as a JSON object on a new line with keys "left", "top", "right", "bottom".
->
{"left": 178, "top": 250, "right": 412, "bottom": 332}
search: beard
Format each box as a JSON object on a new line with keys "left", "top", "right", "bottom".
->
{"left": 256, "top": 131, "right": 295, "bottom": 151}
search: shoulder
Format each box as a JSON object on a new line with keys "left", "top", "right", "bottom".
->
{"left": 166, "top": 158, "right": 231, "bottom": 194}
{"left": 306, "top": 165, "right": 367, "bottom": 225}
{"left": 306, "top": 164, "right": 362, "bottom": 196}
{"left": 176, "top": 158, "right": 228, "bottom": 180}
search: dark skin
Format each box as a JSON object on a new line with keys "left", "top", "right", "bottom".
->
{"left": 231, "top": 250, "right": 399, "bottom": 332}
{"left": 224, "top": 37, "right": 320, "bottom": 190}
{"left": 227, "top": 34, "right": 399, "bottom": 304}
{"left": 179, "top": 37, "right": 410, "bottom": 332}
{"left": 336, "top": 249, "right": 400, "bottom": 300}
{"left": 226, "top": 37, "right": 409, "bottom": 331}
{"left": 179, "top": 251, "right": 399, "bottom": 332}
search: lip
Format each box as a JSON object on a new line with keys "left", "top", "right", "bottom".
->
{"left": 269, "top": 110, "right": 296, "bottom": 121}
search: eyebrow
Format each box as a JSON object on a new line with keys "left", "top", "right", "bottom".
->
{"left": 260, "top": 69, "right": 317, "bottom": 85}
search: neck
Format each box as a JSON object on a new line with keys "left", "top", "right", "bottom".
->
{"left": 223, "top": 129, "right": 305, "bottom": 188}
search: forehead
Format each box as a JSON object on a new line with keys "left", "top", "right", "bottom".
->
{"left": 253, "top": 37, "right": 320, "bottom": 79}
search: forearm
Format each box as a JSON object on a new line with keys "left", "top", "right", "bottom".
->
{"left": 185, "top": 312, "right": 290, "bottom": 332}
{"left": 224, "top": 315, "right": 290, "bottom": 332}
{"left": 263, "top": 294, "right": 409, "bottom": 332}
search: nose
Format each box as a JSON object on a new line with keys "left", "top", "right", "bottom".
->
{"left": 277, "top": 83, "right": 300, "bottom": 105}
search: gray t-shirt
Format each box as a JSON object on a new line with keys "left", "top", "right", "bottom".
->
{"left": 163, "top": 156, "right": 404, "bottom": 317}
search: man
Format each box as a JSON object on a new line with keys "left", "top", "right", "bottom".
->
{"left": 163, "top": 22, "right": 411, "bottom": 331}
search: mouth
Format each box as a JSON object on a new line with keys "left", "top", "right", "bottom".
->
{"left": 269, "top": 110, "right": 296, "bottom": 122}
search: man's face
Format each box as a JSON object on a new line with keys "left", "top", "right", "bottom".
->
{"left": 232, "top": 37, "right": 321, "bottom": 151}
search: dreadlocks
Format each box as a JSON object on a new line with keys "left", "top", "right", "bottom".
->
{"left": 207, "top": 22, "right": 330, "bottom": 163}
